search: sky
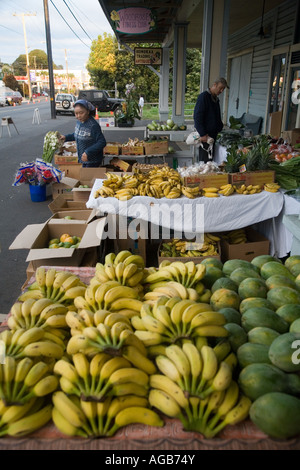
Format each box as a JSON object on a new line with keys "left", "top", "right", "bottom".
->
{"left": 0, "top": 0, "right": 115, "bottom": 71}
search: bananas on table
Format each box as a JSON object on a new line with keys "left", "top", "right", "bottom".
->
{"left": 160, "top": 234, "right": 220, "bottom": 259}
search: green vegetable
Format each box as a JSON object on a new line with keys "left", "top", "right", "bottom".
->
{"left": 268, "top": 332, "right": 300, "bottom": 372}
{"left": 247, "top": 326, "right": 280, "bottom": 346}
{"left": 237, "top": 342, "right": 271, "bottom": 368}
{"left": 250, "top": 392, "right": 300, "bottom": 439}
{"left": 241, "top": 307, "right": 289, "bottom": 333}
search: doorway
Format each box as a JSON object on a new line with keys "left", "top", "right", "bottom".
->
{"left": 227, "top": 52, "right": 252, "bottom": 121}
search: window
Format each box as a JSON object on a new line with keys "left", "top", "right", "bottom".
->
{"left": 269, "top": 53, "right": 286, "bottom": 113}
{"left": 286, "top": 67, "right": 300, "bottom": 130}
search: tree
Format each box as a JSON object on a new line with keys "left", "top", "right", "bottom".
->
{"left": 12, "top": 49, "right": 62, "bottom": 75}
{"left": 185, "top": 49, "right": 202, "bottom": 102}
{"left": 3, "top": 73, "right": 21, "bottom": 93}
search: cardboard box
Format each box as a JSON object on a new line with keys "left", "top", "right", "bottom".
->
{"left": 183, "top": 173, "right": 229, "bottom": 189}
{"left": 144, "top": 140, "right": 169, "bottom": 155}
{"left": 72, "top": 181, "right": 93, "bottom": 202}
{"left": 49, "top": 209, "right": 98, "bottom": 223}
{"left": 52, "top": 177, "right": 79, "bottom": 199}
{"left": 158, "top": 240, "right": 221, "bottom": 265}
{"left": 56, "top": 165, "right": 108, "bottom": 181}
{"left": 9, "top": 218, "right": 105, "bottom": 270}
{"left": 121, "top": 145, "right": 144, "bottom": 156}
{"left": 104, "top": 143, "right": 121, "bottom": 155}
{"left": 112, "top": 215, "right": 148, "bottom": 263}
{"left": 220, "top": 227, "right": 270, "bottom": 262}
{"left": 282, "top": 129, "right": 300, "bottom": 146}
{"left": 269, "top": 111, "right": 283, "bottom": 138}
{"left": 48, "top": 194, "right": 88, "bottom": 214}
{"left": 54, "top": 154, "right": 78, "bottom": 165}
{"left": 229, "top": 170, "right": 275, "bottom": 188}
{"left": 56, "top": 163, "right": 82, "bottom": 180}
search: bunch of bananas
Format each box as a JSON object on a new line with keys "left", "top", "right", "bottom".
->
{"left": 220, "top": 229, "right": 248, "bottom": 245}
{"left": 264, "top": 182, "right": 281, "bottom": 193}
{"left": 160, "top": 236, "right": 219, "bottom": 259}
{"left": 218, "top": 184, "right": 235, "bottom": 197}
{"left": 0, "top": 398, "right": 53, "bottom": 438}
{"left": 144, "top": 281, "right": 200, "bottom": 302}
{"left": 202, "top": 188, "right": 220, "bottom": 198}
{"left": 53, "top": 352, "right": 151, "bottom": 402}
{"left": 0, "top": 328, "right": 65, "bottom": 362}
{"left": 0, "top": 354, "right": 58, "bottom": 405}
{"left": 7, "top": 298, "right": 69, "bottom": 331}
{"left": 143, "top": 260, "right": 206, "bottom": 289}
{"left": 181, "top": 186, "right": 201, "bottom": 199}
{"left": 234, "top": 184, "right": 262, "bottom": 195}
{"left": 93, "top": 251, "right": 145, "bottom": 288}
{"left": 18, "top": 268, "right": 86, "bottom": 304}
{"left": 132, "top": 297, "right": 228, "bottom": 347}
{"left": 52, "top": 391, "right": 163, "bottom": 438}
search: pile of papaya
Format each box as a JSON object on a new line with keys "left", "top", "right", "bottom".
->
{"left": 208, "top": 254, "right": 300, "bottom": 439}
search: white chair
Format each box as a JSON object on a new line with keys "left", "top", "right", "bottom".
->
{"left": 0, "top": 117, "right": 19, "bottom": 138}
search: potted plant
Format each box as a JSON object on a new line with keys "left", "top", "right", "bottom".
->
{"left": 115, "top": 83, "right": 141, "bottom": 127}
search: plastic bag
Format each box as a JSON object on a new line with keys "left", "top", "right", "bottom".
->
{"left": 186, "top": 131, "right": 201, "bottom": 146}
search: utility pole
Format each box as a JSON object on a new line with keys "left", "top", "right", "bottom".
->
{"left": 13, "top": 12, "right": 36, "bottom": 101}
{"left": 43, "top": 0, "right": 56, "bottom": 119}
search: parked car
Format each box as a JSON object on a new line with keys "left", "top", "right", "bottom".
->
{"left": 0, "top": 96, "right": 5, "bottom": 107}
{"left": 77, "top": 89, "right": 124, "bottom": 115}
{"left": 55, "top": 93, "right": 77, "bottom": 115}
{"left": 2, "top": 90, "right": 23, "bottom": 105}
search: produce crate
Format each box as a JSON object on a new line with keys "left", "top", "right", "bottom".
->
{"left": 71, "top": 180, "right": 93, "bottom": 202}
{"left": 183, "top": 173, "right": 229, "bottom": 189}
{"left": 103, "top": 143, "right": 121, "bottom": 155}
{"left": 158, "top": 240, "right": 221, "bottom": 265}
{"left": 229, "top": 171, "right": 276, "bottom": 188}
{"left": 144, "top": 140, "right": 169, "bottom": 155}
{"left": 121, "top": 145, "right": 144, "bottom": 155}
{"left": 220, "top": 227, "right": 270, "bottom": 262}
{"left": 54, "top": 154, "right": 78, "bottom": 165}
{"left": 132, "top": 162, "right": 169, "bottom": 174}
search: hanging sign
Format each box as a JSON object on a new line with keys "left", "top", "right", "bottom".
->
{"left": 134, "top": 48, "right": 162, "bottom": 65}
{"left": 110, "top": 7, "right": 156, "bottom": 35}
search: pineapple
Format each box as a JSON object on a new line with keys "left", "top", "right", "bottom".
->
{"left": 224, "top": 145, "right": 246, "bottom": 173}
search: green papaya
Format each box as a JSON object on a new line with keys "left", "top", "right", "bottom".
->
{"left": 219, "top": 307, "right": 241, "bottom": 325}
{"left": 290, "top": 318, "right": 300, "bottom": 333}
{"left": 260, "top": 261, "right": 296, "bottom": 281}
{"left": 247, "top": 326, "right": 280, "bottom": 346}
{"left": 230, "top": 267, "right": 261, "bottom": 286}
{"left": 251, "top": 255, "right": 282, "bottom": 270}
{"left": 222, "top": 259, "right": 260, "bottom": 277}
{"left": 267, "top": 286, "right": 300, "bottom": 310}
{"left": 285, "top": 255, "right": 300, "bottom": 271}
{"left": 239, "top": 297, "right": 275, "bottom": 315}
{"left": 202, "top": 267, "right": 224, "bottom": 289}
{"left": 238, "top": 363, "right": 300, "bottom": 401}
{"left": 224, "top": 323, "right": 248, "bottom": 352}
{"left": 238, "top": 278, "right": 267, "bottom": 300}
{"left": 237, "top": 342, "right": 271, "bottom": 369}
{"left": 265, "top": 274, "right": 298, "bottom": 291}
{"left": 241, "top": 307, "right": 289, "bottom": 334}
{"left": 211, "top": 277, "right": 238, "bottom": 294}
{"left": 250, "top": 392, "right": 300, "bottom": 439}
{"left": 268, "top": 332, "right": 300, "bottom": 372}
{"left": 276, "top": 304, "right": 300, "bottom": 324}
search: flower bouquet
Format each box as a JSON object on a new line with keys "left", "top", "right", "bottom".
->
{"left": 13, "top": 159, "right": 63, "bottom": 187}
{"left": 42, "top": 131, "right": 62, "bottom": 163}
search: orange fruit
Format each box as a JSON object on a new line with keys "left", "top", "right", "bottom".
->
{"left": 64, "top": 236, "right": 74, "bottom": 244}
{"left": 60, "top": 233, "right": 70, "bottom": 242}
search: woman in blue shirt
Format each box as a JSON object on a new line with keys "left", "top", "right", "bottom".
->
{"left": 61, "top": 99, "right": 106, "bottom": 167}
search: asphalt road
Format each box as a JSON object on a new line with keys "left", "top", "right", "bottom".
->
{"left": 0, "top": 100, "right": 149, "bottom": 315}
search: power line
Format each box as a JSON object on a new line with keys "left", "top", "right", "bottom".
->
{"left": 0, "top": 24, "right": 23, "bottom": 35}
{"left": 49, "top": 0, "right": 90, "bottom": 48}
{"left": 63, "top": 0, "right": 92, "bottom": 41}
{"left": 68, "top": 0, "right": 105, "bottom": 33}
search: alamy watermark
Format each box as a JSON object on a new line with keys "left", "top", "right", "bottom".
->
{"left": 95, "top": 201, "right": 205, "bottom": 245}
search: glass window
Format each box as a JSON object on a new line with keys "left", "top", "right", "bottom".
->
{"left": 286, "top": 68, "right": 300, "bottom": 130}
{"left": 269, "top": 54, "right": 286, "bottom": 113}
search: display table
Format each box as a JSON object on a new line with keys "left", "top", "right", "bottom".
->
{"left": 1, "top": 266, "right": 300, "bottom": 451}
{"left": 86, "top": 180, "right": 284, "bottom": 243}
{"left": 144, "top": 128, "right": 193, "bottom": 142}
{"left": 104, "top": 153, "right": 168, "bottom": 164}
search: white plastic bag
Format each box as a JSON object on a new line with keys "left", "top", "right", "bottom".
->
{"left": 186, "top": 131, "right": 201, "bottom": 146}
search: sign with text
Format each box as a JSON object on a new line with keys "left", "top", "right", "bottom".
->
{"left": 134, "top": 48, "right": 162, "bottom": 66}
{"left": 110, "top": 7, "right": 156, "bottom": 35}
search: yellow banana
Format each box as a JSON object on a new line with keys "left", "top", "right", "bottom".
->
{"left": 148, "top": 389, "right": 182, "bottom": 418}
{"left": 3, "top": 403, "right": 53, "bottom": 437}
{"left": 207, "top": 380, "right": 240, "bottom": 429}
{"left": 104, "top": 285, "right": 139, "bottom": 309}
{"left": 109, "top": 298, "right": 143, "bottom": 313}
{"left": 182, "top": 342, "right": 202, "bottom": 394}
{"left": 141, "top": 315, "right": 170, "bottom": 335}
{"left": 52, "top": 391, "right": 87, "bottom": 428}
{"left": 205, "top": 395, "right": 252, "bottom": 438}
{"left": 199, "top": 361, "right": 233, "bottom": 399}
{"left": 197, "top": 345, "right": 219, "bottom": 393}
{"left": 155, "top": 354, "right": 182, "bottom": 384}
{"left": 122, "top": 345, "right": 156, "bottom": 375}
{"left": 118, "top": 329, "right": 147, "bottom": 356}
{"left": 21, "top": 341, "right": 64, "bottom": 359}
{"left": 53, "top": 359, "right": 79, "bottom": 383}
{"left": 52, "top": 406, "right": 88, "bottom": 437}
{"left": 150, "top": 374, "right": 189, "bottom": 409}
{"left": 189, "top": 311, "right": 226, "bottom": 330}
{"left": 193, "top": 325, "right": 229, "bottom": 338}
{"left": 31, "top": 374, "right": 59, "bottom": 397}
{"left": 106, "top": 405, "right": 163, "bottom": 436}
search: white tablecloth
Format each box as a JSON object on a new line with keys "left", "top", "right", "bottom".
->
{"left": 87, "top": 179, "right": 284, "bottom": 242}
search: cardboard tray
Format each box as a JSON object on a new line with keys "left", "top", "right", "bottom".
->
{"left": 48, "top": 194, "right": 88, "bottom": 213}
{"left": 220, "top": 227, "right": 270, "bottom": 262}
{"left": 229, "top": 171, "right": 275, "bottom": 187}
{"left": 52, "top": 176, "right": 79, "bottom": 199}
{"left": 144, "top": 141, "right": 169, "bottom": 155}
{"left": 183, "top": 173, "right": 229, "bottom": 189}
{"left": 158, "top": 240, "right": 221, "bottom": 265}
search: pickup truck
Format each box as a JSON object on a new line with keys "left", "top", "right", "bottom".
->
{"left": 77, "top": 89, "right": 124, "bottom": 115}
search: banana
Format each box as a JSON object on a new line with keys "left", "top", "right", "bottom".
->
{"left": 13, "top": 357, "right": 34, "bottom": 389}
{"left": 155, "top": 354, "right": 182, "bottom": 384}
{"left": 21, "top": 341, "right": 64, "bottom": 359}
{"left": 16, "top": 327, "right": 45, "bottom": 348}
{"left": 7, "top": 329, "right": 26, "bottom": 355}
{"left": 205, "top": 395, "right": 252, "bottom": 438}
{"left": 189, "top": 311, "right": 226, "bottom": 330}
{"left": 0, "top": 397, "right": 37, "bottom": 427}
{"left": 206, "top": 380, "right": 240, "bottom": 430}
{"left": 74, "top": 296, "right": 92, "bottom": 312}
{"left": 52, "top": 391, "right": 87, "bottom": 428}
{"left": 38, "top": 303, "right": 68, "bottom": 322}
{"left": 109, "top": 298, "right": 143, "bottom": 313}
{"left": 114, "top": 250, "right": 132, "bottom": 265}
{"left": 122, "top": 345, "right": 156, "bottom": 375}
{"left": 170, "top": 299, "right": 196, "bottom": 330}
{"left": 45, "top": 268, "right": 57, "bottom": 298}
{"left": 104, "top": 285, "right": 139, "bottom": 309}
{"left": 104, "top": 264, "right": 116, "bottom": 281}
{"left": 186, "top": 288, "right": 200, "bottom": 301}
{"left": 134, "top": 330, "right": 167, "bottom": 347}
{"left": 181, "top": 303, "right": 213, "bottom": 326}
{"left": 141, "top": 315, "right": 170, "bottom": 335}
{"left": 182, "top": 342, "right": 202, "bottom": 394}
{"left": 152, "top": 305, "right": 176, "bottom": 334}
{"left": 123, "top": 254, "right": 145, "bottom": 269}
{"left": 105, "top": 252, "right": 116, "bottom": 265}
{"left": 66, "top": 335, "right": 90, "bottom": 355}
{"left": 31, "top": 374, "right": 59, "bottom": 397}
{"left": 93, "top": 309, "right": 111, "bottom": 326}
{"left": 59, "top": 376, "right": 81, "bottom": 396}
{"left": 110, "top": 322, "right": 132, "bottom": 346}
{"left": 50, "top": 271, "right": 73, "bottom": 300}
{"left": 106, "top": 367, "right": 149, "bottom": 389}
{"left": 121, "top": 263, "right": 138, "bottom": 285}
{"left": 72, "top": 352, "right": 90, "bottom": 391}
{"left": 114, "top": 262, "right": 125, "bottom": 284}
{"left": 29, "top": 298, "right": 54, "bottom": 322}
{"left": 118, "top": 329, "right": 147, "bottom": 356}
{"left": 53, "top": 359, "right": 79, "bottom": 383}
{"left": 24, "top": 361, "right": 49, "bottom": 388}
{"left": 35, "top": 267, "right": 46, "bottom": 294}
{"left": 213, "top": 340, "right": 232, "bottom": 363}
{"left": 126, "top": 271, "right": 145, "bottom": 288}
{"left": 199, "top": 361, "right": 233, "bottom": 399}
{"left": 197, "top": 345, "right": 219, "bottom": 393}
{"left": 202, "top": 187, "right": 219, "bottom": 193}
{"left": 52, "top": 405, "right": 88, "bottom": 438}
{"left": 44, "top": 314, "right": 68, "bottom": 329}
{"left": 65, "top": 311, "right": 85, "bottom": 332}
{"left": 3, "top": 403, "right": 53, "bottom": 437}
{"left": 148, "top": 389, "right": 182, "bottom": 419}
{"left": 2, "top": 356, "right": 16, "bottom": 402}
{"left": 106, "top": 405, "right": 163, "bottom": 436}
{"left": 104, "top": 312, "right": 131, "bottom": 328}
{"left": 104, "top": 395, "right": 148, "bottom": 434}
{"left": 150, "top": 374, "right": 189, "bottom": 409}
{"left": 21, "top": 299, "right": 36, "bottom": 328}
{"left": 223, "top": 351, "right": 238, "bottom": 371}
{"left": 165, "top": 344, "right": 191, "bottom": 390}
{"left": 79, "top": 309, "right": 95, "bottom": 328}
{"left": 131, "top": 315, "right": 147, "bottom": 331}
{"left": 18, "top": 290, "right": 44, "bottom": 302}
{"left": 193, "top": 325, "right": 229, "bottom": 338}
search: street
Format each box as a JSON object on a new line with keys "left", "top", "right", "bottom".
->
{"left": 0, "top": 100, "right": 148, "bottom": 315}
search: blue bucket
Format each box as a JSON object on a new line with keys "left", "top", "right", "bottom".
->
{"left": 29, "top": 184, "right": 47, "bottom": 202}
